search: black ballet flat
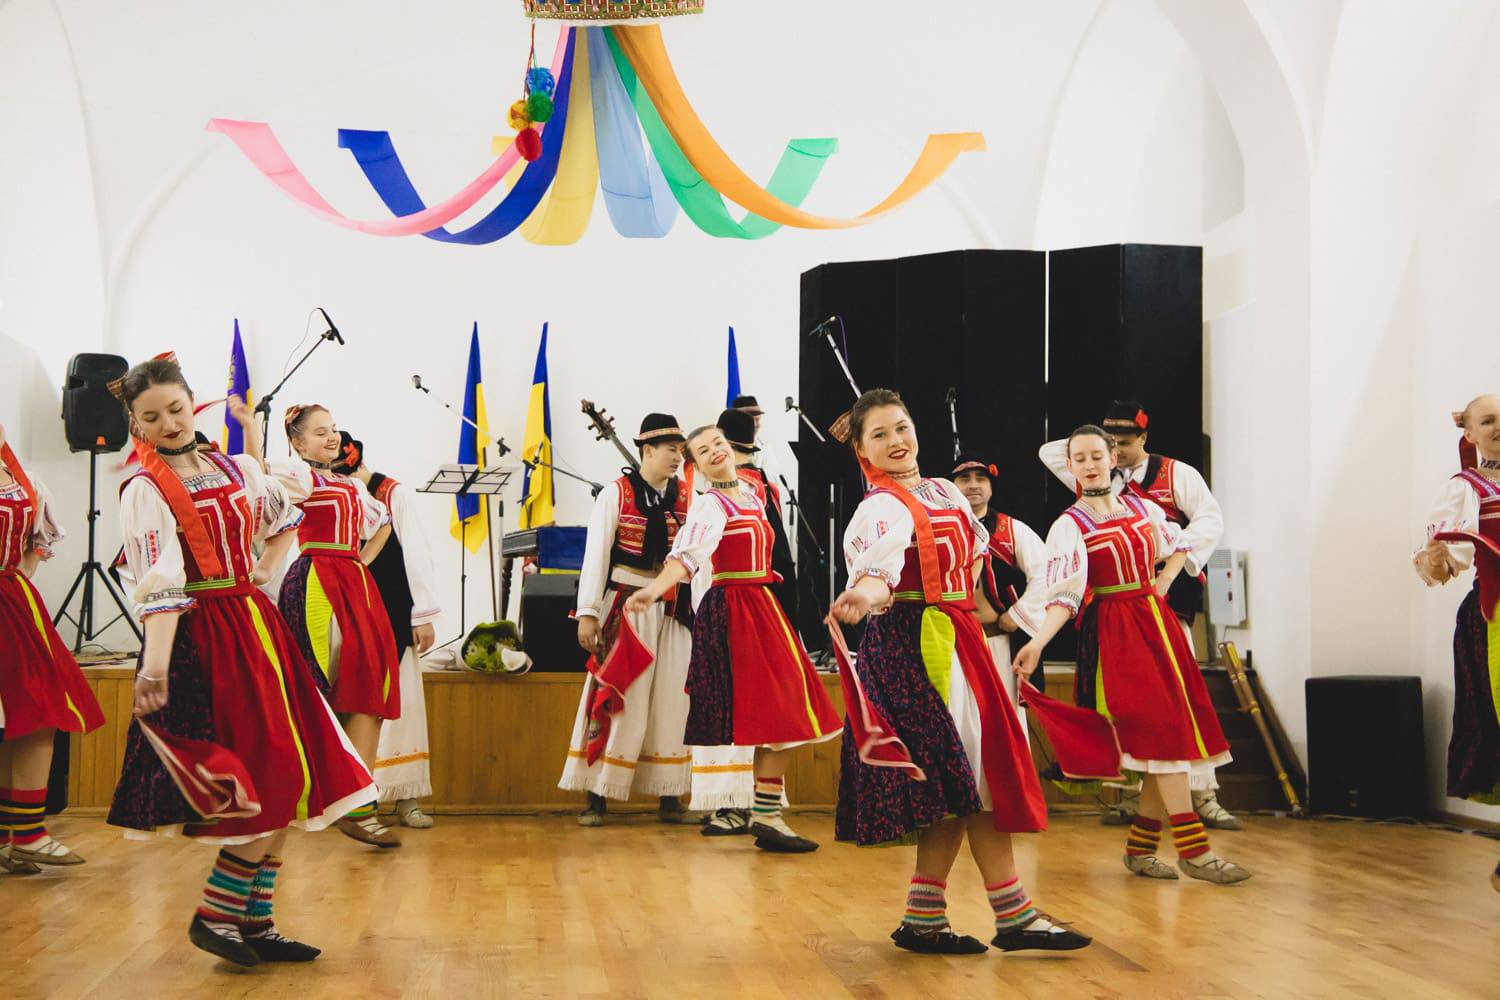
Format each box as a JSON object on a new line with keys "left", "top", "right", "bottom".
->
{"left": 245, "top": 930, "right": 322, "bottom": 962}
{"left": 188, "top": 916, "right": 260, "bottom": 967}
{"left": 890, "top": 924, "right": 988, "bottom": 955}
{"left": 990, "top": 921, "right": 1092, "bottom": 953}
{"left": 748, "top": 821, "right": 819, "bottom": 853}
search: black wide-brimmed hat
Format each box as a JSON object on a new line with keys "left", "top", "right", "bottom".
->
{"left": 730, "top": 394, "right": 764, "bottom": 416}
{"left": 716, "top": 408, "right": 759, "bottom": 452}
{"left": 950, "top": 452, "right": 998, "bottom": 482}
{"left": 634, "top": 413, "right": 685, "bottom": 448}
{"left": 1102, "top": 399, "right": 1149, "bottom": 436}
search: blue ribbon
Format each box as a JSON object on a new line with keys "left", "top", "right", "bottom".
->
{"left": 336, "top": 29, "right": 577, "bottom": 245}
{"left": 586, "top": 27, "right": 676, "bottom": 238}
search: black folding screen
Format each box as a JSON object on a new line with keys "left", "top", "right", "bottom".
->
{"left": 793, "top": 244, "right": 1203, "bottom": 650}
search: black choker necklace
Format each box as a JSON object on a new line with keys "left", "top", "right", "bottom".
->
{"left": 307, "top": 459, "right": 334, "bottom": 471}
{"left": 711, "top": 478, "right": 739, "bottom": 490}
{"left": 156, "top": 441, "right": 198, "bottom": 457}
{"left": 1481, "top": 458, "right": 1500, "bottom": 470}
{"left": 1082, "top": 486, "right": 1111, "bottom": 497}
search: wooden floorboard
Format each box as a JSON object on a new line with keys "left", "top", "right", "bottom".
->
{"left": 6, "top": 813, "right": 1497, "bottom": 999}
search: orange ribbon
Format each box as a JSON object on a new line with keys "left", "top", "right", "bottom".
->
{"left": 132, "top": 435, "right": 226, "bottom": 580}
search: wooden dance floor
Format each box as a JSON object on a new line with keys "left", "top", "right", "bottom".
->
{"left": 8, "top": 812, "right": 1496, "bottom": 999}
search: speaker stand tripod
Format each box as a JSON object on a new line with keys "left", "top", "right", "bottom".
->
{"left": 53, "top": 447, "right": 141, "bottom": 652}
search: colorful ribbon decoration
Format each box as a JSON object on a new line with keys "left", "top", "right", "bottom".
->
{"left": 207, "top": 24, "right": 986, "bottom": 245}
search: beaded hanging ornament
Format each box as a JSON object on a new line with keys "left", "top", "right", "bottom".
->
{"left": 509, "top": 24, "right": 554, "bottom": 162}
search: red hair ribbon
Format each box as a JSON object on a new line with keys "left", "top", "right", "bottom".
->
{"left": 856, "top": 453, "right": 943, "bottom": 604}
{"left": 132, "top": 434, "right": 226, "bottom": 580}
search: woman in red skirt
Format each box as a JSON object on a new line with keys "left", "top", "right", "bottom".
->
{"left": 1013, "top": 425, "right": 1248, "bottom": 884}
{"left": 108, "top": 355, "right": 377, "bottom": 965}
{"left": 270, "top": 404, "right": 401, "bottom": 848}
{"left": 829, "top": 390, "right": 1089, "bottom": 955}
{"left": 625, "top": 424, "right": 841, "bottom": 853}
{"left": 0, "top": 426, "right": 105, "bottom": 874}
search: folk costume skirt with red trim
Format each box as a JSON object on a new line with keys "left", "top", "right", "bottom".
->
{"left": 0, "top": 570, "right": 104, "bottom": 740}
{"left": 279, "top": 552, "right": 400, "bottom": 718}
{"left": 1080, "top": 586, "right": 1229, "bottom": 767}
{"left": 684, "top": 583, "right": 841, "bottom": 749}
{"left": 1449, "top": 583, "right": 1500, "bottom": 803}
{"left": 835, "top": 601, "right": 1046, "bottom": 847}
{"left": 107, "top": 589, "right": 376, "bottom": 844}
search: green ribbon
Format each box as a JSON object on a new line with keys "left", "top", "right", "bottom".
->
{"left": 604, "top": 29, "right": 837, "bottom": 239}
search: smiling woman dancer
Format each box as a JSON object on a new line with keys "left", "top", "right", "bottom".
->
{"left": 829, "top": 389, "right": 1090, "bottom": 956}
{"left": 0, "top": 424, "right": 105, "bottom": 875}
{"left": 107, "top": 354, "right": 376, "bottom": 966}
{"left": 624, "top": 424, "right": 842, "bottom": 854}
{"left": 1013, "top": 425, "right": 1249, "bottom": 885}
{"left": 271, "top": 403, "right": 402, "bottom": 849}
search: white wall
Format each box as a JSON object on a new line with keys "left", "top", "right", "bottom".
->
{"left": 4, "top": 0, "right": 1500, "bottom": 821}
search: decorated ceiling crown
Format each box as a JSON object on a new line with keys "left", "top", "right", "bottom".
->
{"left": 522, "top": 0, "right": 703, "bottom": 22}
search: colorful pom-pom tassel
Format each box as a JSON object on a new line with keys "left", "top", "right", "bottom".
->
{"left": 526, "top": 66, "right": 556, "bottom": 97}
{"left": 508, "top": 99, "right": 532, "bottom": 131}
{"left": 526, "top": 91, "right": 554, "bottom": 125}
{"left": 516, "top": 126, "right": 543, "bottom": 162}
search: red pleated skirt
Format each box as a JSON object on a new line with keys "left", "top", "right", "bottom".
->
{"left": 1093, "top": 588, "right": 1229, "bottom": 764}
{"left": 0, "top": 570, "right": 104, "bottom": 740}
{"left": 280, "top": 553, "right": 400, "bottom": 718}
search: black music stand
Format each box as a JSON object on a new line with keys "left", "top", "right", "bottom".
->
{"left": 419, "top": 463, "right": 514, "bottom": 649}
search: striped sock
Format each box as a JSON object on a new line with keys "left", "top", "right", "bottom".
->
{"left": 242, "top": 855, "right": 283, "bottom": 937}
{"left": 6, "top": 787, "right": 47, "bottom": 847}
{"left": 1126, "top": 815, "right": 1163, "bottom": 857}
{"left": 902, "top": 875, "right": 950, "bottom": 933}
{"left": 751, "top": 777, "right": 784, "bottom": 823}
{"left": 346, "top": 802, "right": 377, "bottom": 821}
{"left": 196, "top": 850, "right": 259, "bottom": 932}
{"left": 0, "top": 786, "right": 15, "bottom": 842}
{"left": 987, "top": 877, "right": 1038, "bottom": 932}
{"left": 1170, "top": 811, "right": 1212, "bottom": 860}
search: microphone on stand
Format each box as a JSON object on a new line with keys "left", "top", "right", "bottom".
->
{"left": 805, "top": 315, "right": 838, "bottom": 337}
{"left": 317, "top": 307, "right": 344, "bottom": 345}
{"left": 785, "top": 396, "right": 828, "bottom": 443}
{"left": 412, "top": 375, "right": 428, "bottom": 393}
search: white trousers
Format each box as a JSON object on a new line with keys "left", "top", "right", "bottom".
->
{"left": 558, "top": 592, "right": 693, "bottom": 801}
{"left": 985, "top": 631, "right": 1029, "bottom": 748}
{"left": 374, "top": 647, "right": 432, "bottom": 803}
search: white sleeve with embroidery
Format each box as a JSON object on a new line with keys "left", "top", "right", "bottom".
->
{"left": 669, "top": 492, "right": 728, "bottom": 577}
{"left": 1007, "top": 517, "right": 1050, "bottom": 637}
{"left": 1041, "top": 514, "right": 1087, "bottom": 618}
{"left": 1038, "top": 438, "right": 1077, "bottom": 492}
{"left": 1416, "top": 477, "right": 1478, "bottom": 582}
{"left": 390, "top": 483, "right": 441, "bottom": 627}
{"left": 120, "top": 478, "right": 195, "bottom": 618}
{"left": 267, "top": 457, "right": 315, "bottom": 506}
{"left": 350, "top": 475, "right": 391, "bottom": 537}
{"left": 28, "top": 477, "right": 64, "bottom": 556}
{"left": 1172, "top": 462, "right": 1224, "bottom": 576}
{"left": 233, "top": 454, "right": 302, "bottom": 542}
{"left": 575, "top": 484, "right": 622, "bottom": 619}
{"left": 843, "top": 492, "right": 913, "bottom": 590}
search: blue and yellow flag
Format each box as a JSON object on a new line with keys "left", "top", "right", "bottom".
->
{"left": 222, "top": 319, "right": 253, "bottom": 454}
{"left": 450, "top": 323, "right": 491, "bottom": 552}
{"left": 725, "top": 326, "right": 742, "bottom": 407}
{"left": 519, "top": 323, "right": 555, "bottom": 529}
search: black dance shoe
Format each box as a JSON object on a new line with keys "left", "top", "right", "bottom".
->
{"left": 748, "top": 821, "right": 819, "bottom": 853}
{"left": 890, "top": 924, "right": 988, "bottom": 955}
{"left": 188, "top": 916, "right": 260, "bottom": 967}
{"left": 990, "top": 919, "right": 1092, "bottom": 953}
{"left": 246, "top": 929, "right": 322, "bottom": 962}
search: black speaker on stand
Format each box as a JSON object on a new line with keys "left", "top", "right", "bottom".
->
{"left": 53, "top": 353, "right": 141, "bottom": 651}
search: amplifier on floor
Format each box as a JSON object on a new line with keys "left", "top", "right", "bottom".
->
{"left": 1305, "top": 675, "right": 1425, "bottom": 818}
{"left": 520, "top": 572, "right": 589, "bottom": 673}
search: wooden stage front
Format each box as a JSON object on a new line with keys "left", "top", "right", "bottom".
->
{"left": 61, "top": 665, "right": 1103, "bottom": 814}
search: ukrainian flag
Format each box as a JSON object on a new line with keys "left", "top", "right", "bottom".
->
{"left": 519, "top": 323, "right": 555, "bottom": 530}
{"left": 450, "top": 323, "right": 491, "bottom": 552}
{"left": 222, "top": 319, "right": 253, "bottom": 454}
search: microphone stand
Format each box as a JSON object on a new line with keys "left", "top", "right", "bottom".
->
{"left": 810, "top": 317, "right": 862, "bottom": 398}
{"left": 946, "top": 386, "right": 961, "bottom": 461}
{"left": 778, "top": 475, "right": 825, "bottom": 562}
{"left": 521, "top": 451, "right": 605, "bottom": 498}
{"left": 257, "top": 328, "right": 342, "bottom": 456}
{"left": 786, "top": 399, "right": 828, "bottom": 443}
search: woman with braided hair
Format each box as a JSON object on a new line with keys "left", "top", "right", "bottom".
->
{"left": 108, "top": 354, "right": 375, "bottom": 966}
{"left": 270, "top": 404, "right": 402, "bottom": 849}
